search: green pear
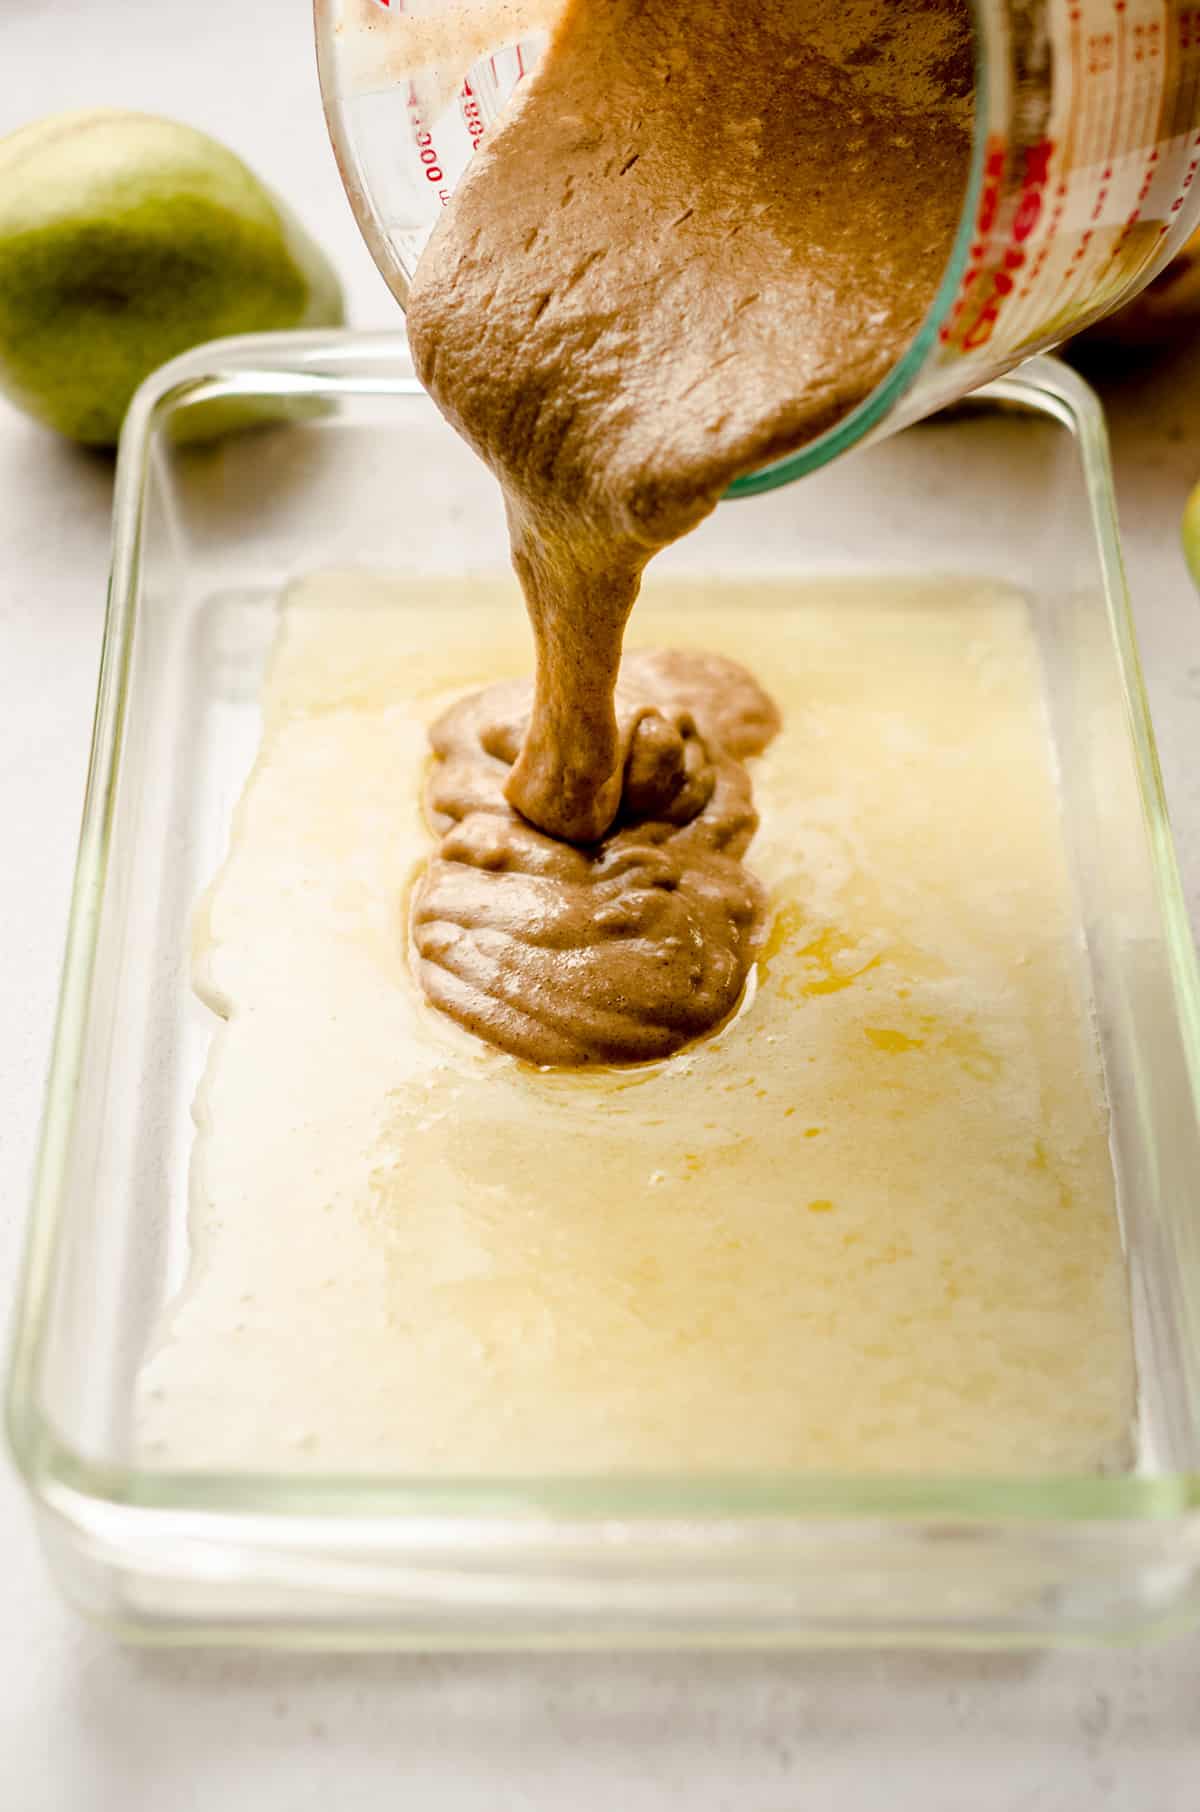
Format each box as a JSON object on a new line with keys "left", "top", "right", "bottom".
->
{"left": 0, "top": 109, "right": 344, "bottom": 446}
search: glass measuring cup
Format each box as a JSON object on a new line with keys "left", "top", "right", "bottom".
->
{"left": 316, "top": 0, "right": 1200, "bottom": 493}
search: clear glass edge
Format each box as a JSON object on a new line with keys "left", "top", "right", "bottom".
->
{"left": 725, "top": 0, "right": 989, "bottom": 495}
{"left": 6, "top": 332, "right": 1200, "bottom": 1533}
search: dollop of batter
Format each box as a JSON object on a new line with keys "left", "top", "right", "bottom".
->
{"left": 412, "top": 650, "right": 780, "bottom": 1064}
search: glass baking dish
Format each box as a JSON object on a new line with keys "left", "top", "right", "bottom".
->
{"left": 7, "top": 334, "right": 1200, "bottom": 1649}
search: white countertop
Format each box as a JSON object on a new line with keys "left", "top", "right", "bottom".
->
{"left": 3, "top": 4, "right": 1200, "bottom": 1807}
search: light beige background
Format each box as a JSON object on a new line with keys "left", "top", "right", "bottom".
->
{"left": 2, "top": 2, "right": 1200, "bottom": 1806}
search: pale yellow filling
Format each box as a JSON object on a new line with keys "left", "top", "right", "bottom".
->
{"left": 136, "top": 572, "right": 1135, "bottom": 1476}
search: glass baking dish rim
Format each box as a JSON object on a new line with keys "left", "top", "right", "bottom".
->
{"left": 7, "top": 333, "right": 1200, "bottom": 1530}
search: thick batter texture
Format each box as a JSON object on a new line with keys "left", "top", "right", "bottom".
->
{"left": 407, "top": 0, "right": 973, "bottom": 845}
{"left": 413, "top": 650, "right": 779, "bottom": 1063}
{"left": 135, "top": 573, "right": 1135, "bottom": 1477}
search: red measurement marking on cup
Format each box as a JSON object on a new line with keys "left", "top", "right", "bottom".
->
{"left": 942, "top": 138, "right": 1053, "bottom": 352}
{"left": 1163, "top": 140, "right": 1200, "bottom": 236}
{"left": 461, "top": 79, "right": 486, "bottom": 150}
{"left": 406, "top": 79, "right": 451, "bottom": 206}
{"left": 1112, "top": 144, "right": 1160, "bottom": 258}
{"left": 939, "top": 136, "right": 1007, "bottom": 344}
{"left": 1114, "top": 9, "right": 1165, "bottom": 262}
{"left": 1086, "top": 26, "right": 1115, "bottom": 76}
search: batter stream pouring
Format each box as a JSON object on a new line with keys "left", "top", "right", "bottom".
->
{"left": 395, "top": 0, "right": 970, "bottom": 1059}
{"left": 315, "top": 0, "right": 1200, "bottom": 1063}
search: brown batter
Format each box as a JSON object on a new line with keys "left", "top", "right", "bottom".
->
{"left": 413, "top": 649, "right": 778, "bottom": 1064}
{"left": 406, "top": 0, "right": 973, "bottom": 1062}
